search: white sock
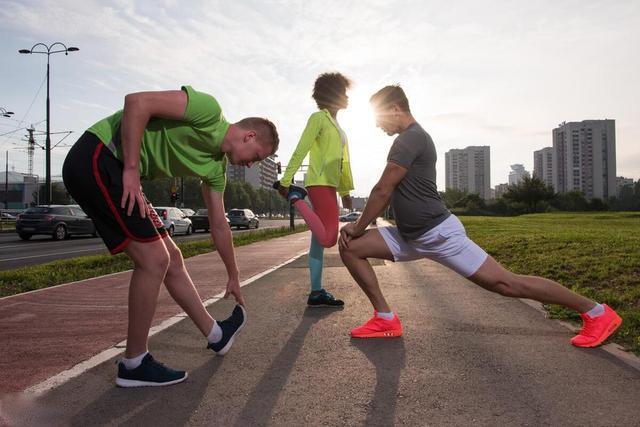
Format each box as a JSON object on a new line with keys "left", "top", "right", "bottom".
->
{"left": 122, "top": 351, "right": 148, "bottom": 370}
{"left": 376, "top": 311, "right": 395, "bottom": 321}
{"left": 207, "top": 321, "right": 223, "bottom": 344}
{"left": 586, "top": 303, "right": 605, "bottom": 318}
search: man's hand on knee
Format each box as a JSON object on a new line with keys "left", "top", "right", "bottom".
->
{"left": 339, "top": 223, "right": 363, "bottom": 250}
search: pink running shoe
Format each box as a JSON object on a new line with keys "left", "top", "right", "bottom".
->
{"left": 351, "top": 313, "right": 403, "bottom": 338}
{"left": 571, "top": 304, "right": 622, "bottom": 348}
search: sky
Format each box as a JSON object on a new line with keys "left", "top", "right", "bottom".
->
{"left": 1, "top": 0, "right": 638, "bottom": 197}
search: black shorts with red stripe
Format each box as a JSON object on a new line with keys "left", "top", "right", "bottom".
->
{"left": 62, "top": 131, "right": 168, "bottom": 254}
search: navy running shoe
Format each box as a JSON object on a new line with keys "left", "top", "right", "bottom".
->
{"left": 116, "top": 353, "right": 187, "bottom": 387}
{"left": 207, "top": 305, "right": 247, "bottom": 356}
{"left": 307, "top": 289, "right": 344, "bottom": 308}
{"left": 287, "top": 184, "right": 308, "bottom": 203}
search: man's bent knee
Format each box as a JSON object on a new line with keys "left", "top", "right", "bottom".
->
{"left": 165, "top": 244, "right": 185, "bottom": 273}
{"left": 127, "top": 241, "right": 170, "bottom": 273}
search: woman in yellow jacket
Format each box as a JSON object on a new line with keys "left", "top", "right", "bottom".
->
{"left": 275, "top": 72, "right": 354, "bottom": 307}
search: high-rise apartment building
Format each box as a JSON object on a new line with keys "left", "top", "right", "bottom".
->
{"left": 445, "top": 146, "right": 491, "bottom": 199}
{"left": 533, "top": 147, "right": 554, "bottom": 188}
{"left": 226, "top": 155, "right": 279, "bottom": 190}
{"left": 552, "top": 120, "right": 616, "bottom": 199}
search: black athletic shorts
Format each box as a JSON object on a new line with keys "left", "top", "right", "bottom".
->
{"left": 62, "top": 131, "right": 167, "bottom": 254}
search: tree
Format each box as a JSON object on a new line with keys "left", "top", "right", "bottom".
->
{"left": 551, "top": 190, "right": 589, "bottom": 211}
{"left": 440, "top": 188, "right": 469, "bottom": 209}
{"left": 49, "top": 182, "right": 72, "bottom": 205}
{"left": 504, "top": 176, "right": 554, "bottom": 213}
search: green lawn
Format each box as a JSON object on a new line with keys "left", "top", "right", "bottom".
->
{"left": 460, "top": 212, "right": 640, "bottom": 354}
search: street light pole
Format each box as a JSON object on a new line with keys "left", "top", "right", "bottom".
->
{"left": 19, "top": 42, "right": 79, "bottom": 205}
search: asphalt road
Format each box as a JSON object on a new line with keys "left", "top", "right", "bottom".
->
{"left": 0, "top": 219, "right": 303, "bottom": 271}
{"left": 13, "top": 249, "right": 640, "bottom": 426}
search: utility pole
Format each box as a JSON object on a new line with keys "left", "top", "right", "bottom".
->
{"left": 4, "top": 151, "right": 8, "bottom": 209}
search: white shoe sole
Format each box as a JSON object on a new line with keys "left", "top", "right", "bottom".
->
{"left": 115, "top": 372, "right": 188, "bottom": 388}
{"left": 215, "top": 305, "right": 247, "bottom": 356}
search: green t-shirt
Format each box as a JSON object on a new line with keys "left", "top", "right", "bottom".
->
{"left": 87, "top": 85, "right": 230, "bottom": 192}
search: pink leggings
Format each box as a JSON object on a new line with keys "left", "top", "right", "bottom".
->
{"left": 293, "top": 186, "right": 339, "bottom": 248}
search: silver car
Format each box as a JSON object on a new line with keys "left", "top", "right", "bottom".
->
{"left": 154, "top": 206, "right": 193, "bottom": 236}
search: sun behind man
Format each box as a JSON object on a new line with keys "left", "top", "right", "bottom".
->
{"left": 338, "top": 85, "right": 621, "bottom": 348}
{"left": 62, "top": 86, "right": 279, "bottom": 387}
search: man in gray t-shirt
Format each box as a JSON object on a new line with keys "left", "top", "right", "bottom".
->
{"left": 387, "top": 122, "right": 450, "bottom": 240}
{"left": 337, "top": 85, "right": 620, "bottom": 348}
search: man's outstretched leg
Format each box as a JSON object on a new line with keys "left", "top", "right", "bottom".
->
{"left": 339, "top": 229, "right": 403, "bottom": 338}
{"left": 468, "top": 256, "right": 622, "bottom": 348}
{"left": 116, "top": 239, "right": 187, "bottom": 387}
{"left": 161, "top": 236, "right": 246, "bottom": 356}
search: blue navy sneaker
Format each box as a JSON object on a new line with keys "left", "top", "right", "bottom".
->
{"left": 286, "top": 184, "right": 307, "bottom": 203}
{"left": 272, "top": 180, "right": 307, "bottom": 204}
{"left": 115, "top": 353, "right": 187, "bottom": 387}
{"left": 207, "top": 305, "right": 247, "bottom": 356}
{"left": 307, "top": 289, "right": 344, "bottom": 308}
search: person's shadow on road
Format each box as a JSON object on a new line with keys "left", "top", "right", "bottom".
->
{"left": 351, "top": 338, "right": 406, "bottom": 427}
{"left": 67, "top": 351, "right": 223, "bottom": 427}
{"left": 233, "top": 307, "right": 338, "bottom": 427}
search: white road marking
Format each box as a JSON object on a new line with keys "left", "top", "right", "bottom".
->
{"left": 24, "top": 250, "right": 308, "bottom": 396}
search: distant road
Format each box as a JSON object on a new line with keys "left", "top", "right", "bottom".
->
{"left": 0, "top": 219, "right": 303, "bottom": 271}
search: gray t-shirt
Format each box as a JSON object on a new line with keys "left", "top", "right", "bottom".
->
{"left": 387, "top": 122, "right": 450, "bottom": 240}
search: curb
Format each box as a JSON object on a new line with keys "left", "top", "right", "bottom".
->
{"left": 518, "top": 298, "right": 640, "bottom": 372}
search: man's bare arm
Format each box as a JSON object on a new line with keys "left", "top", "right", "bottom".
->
{"left": 202, "top": 183, "right": 244, "bottom": 305}
{"left": 352, "top": 162, "right": 408, "bottom": 235}
{"left": 120, "top": 90, "right": 188, "bottom": 217}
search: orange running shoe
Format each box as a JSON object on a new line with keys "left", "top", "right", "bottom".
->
{"left": 350, "top": 313, "right": 403, "bottom": 338}
{"left": 571, "top": 304, "right": 622, "bottom": 348}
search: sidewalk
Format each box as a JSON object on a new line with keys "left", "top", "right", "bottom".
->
{"left": 0, "top": 231, "right": 312, "bottom": 394}
{"left": 3, "top": 241, "right": 640, "bottom": 425}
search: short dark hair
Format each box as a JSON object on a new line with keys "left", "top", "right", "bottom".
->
{"left": 369, "top": 85, "right": 411, "bottom": 113}
{"left": 236, "top": 117, "right": 279, "bottom": 154}
{"left": 312, "top": 72, "right": 352, "bottom": 110}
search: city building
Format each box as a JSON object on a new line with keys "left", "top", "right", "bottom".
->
{"left": 445, "top": 146, "right": 491, "bottom": 199}
{"left": 533, "top": 147, "right": 554, "bottom": 188}
{"left": 616, "top": 176, "right": 635, "bottom": 198}
{"left": 552, "top": 120, "right": 616, "bottom": 199}
{"left": 508, "top": 164, "right": 530, "bottom": 186}
{"left": 226, "top": 155, "right": 279, "bottom": 190}
{"left": 0, "top": 171, "right": 39, "bottom": 209}
{"left": 494, "top": 183, "right": 509, "bottom": 199}
{"left": 350, "top": 197, "right": 368, "bottom": 211}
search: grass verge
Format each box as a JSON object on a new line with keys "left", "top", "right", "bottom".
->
{"left": 0, "top": 224, "right": 308, "bottom": 298}
{"left": 460, "top": 212, "right": 640, "bottom": 354}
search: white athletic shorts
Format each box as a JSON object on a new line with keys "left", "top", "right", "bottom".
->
{"left": 378, "top": 214, "right": 488, "bottom": 277}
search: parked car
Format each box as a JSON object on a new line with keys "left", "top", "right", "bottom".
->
{"left": 227, "top": 208, "right": 259, "bottom": 229}
{"left": 180, "top": 208, "right": 195, "bottom": 217}
{"left": 339, "top": 211, "right": 362, "bottom": 222}
{"left": 16, "top": 205, "right": 97, "bottom": 240}
{"left": 1, "top": 212, "right": 16, "bottom": 220}
{"left": 188, "top": 209, "right": 231, "bottom": 233}
{"left": 190, "top": 209, "right": 209, "bottom": 233}
{"left": 154, "top": 206, "right": 192, "bottom": 236}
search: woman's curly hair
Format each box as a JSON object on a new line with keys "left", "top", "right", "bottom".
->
{"left": 312, "top": 72, "right": 352, "bottom": 110}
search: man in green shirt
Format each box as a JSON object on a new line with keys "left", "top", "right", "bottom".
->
{"left": 62, "top": 86, "right": 279, "bottom": 387}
